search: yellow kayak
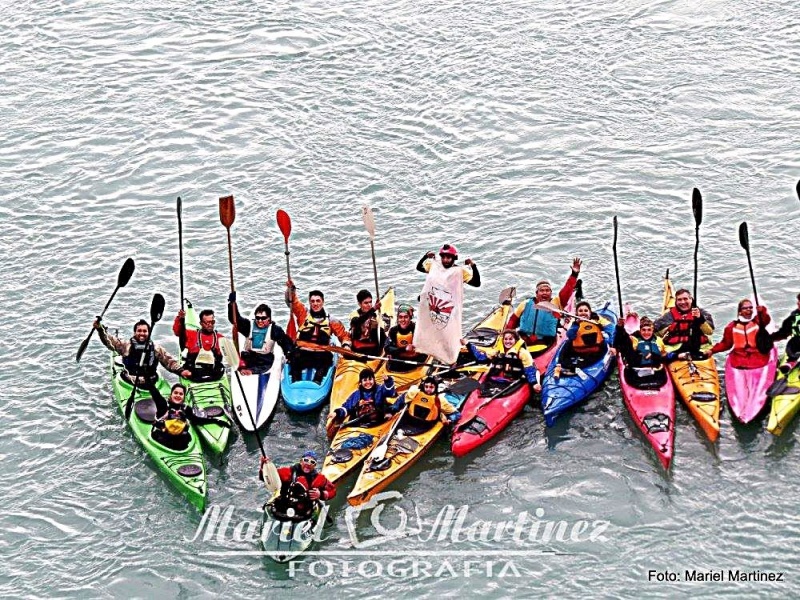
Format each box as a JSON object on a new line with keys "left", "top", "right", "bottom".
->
{"left": 321, "top": 416, "right": 396, "bottom": 485}
{"left": 329, "top": 288, "right": 396, "bottom": 415}
{"left": 661, "top": 273, "right": 720, "bottom": 442}
{"left": 348, "top": 416, "right": 444, "bottom": 506}
{"left": 767, "top": 354, "right": 800, "bottom": 436}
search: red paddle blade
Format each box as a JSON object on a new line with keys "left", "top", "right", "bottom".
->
{"left": 219, "top": 195, "right": 235, "bottom": 228}
{"left": 277, "top": 209, "right": 292, "bottom": 239}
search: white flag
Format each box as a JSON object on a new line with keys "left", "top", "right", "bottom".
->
{"left": 413, "top": 261, "right": 465, "bottom": 364}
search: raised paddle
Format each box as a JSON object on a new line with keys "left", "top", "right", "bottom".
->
{"left": 219, "top": 196, "right": 240, "bottom": 353}
{"left": 124, "top": 293, "right": 165, "bottom": 420}
{"left": 689, "top": 188, "right": 703, "bottom": 354}
{"left": 362, "top": 205, "right": 381, "bottom": 318}
{"left": 535, "top": 301, "right": 601, "bottom": 324}
{"left": 76, "top": 257, "right": 135, "bottom": 362}
{"left": 612, "top": 216, "right": 624, "bottom": 317}
{"left": 738, "top": 222, "right": 774, "bottom": 354}
{"left": 276, "top": 209, "right": 298, "bottom": 340}
{"left": 294, "top": 340, "right": 452, "bottom": 369}
{"left": 177, "top": 197, "right": 185, "bottom": 310}
{"left": 796, "top": 179, "right": 799, "bottom": 202}
{"left": 232, "top": 369, "right": 279, "bottom": 494}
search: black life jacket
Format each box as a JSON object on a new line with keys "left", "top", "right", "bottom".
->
{"left": 122, "top": 338, "right": 157, "bottom": 378}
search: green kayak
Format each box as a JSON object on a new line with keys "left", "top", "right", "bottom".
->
{"left": 110, "top": 354, "right": 207, "bottom": 512}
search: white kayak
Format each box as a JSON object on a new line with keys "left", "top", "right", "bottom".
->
{"left": 230, "top": 344, "right": 284, "bottom": 431}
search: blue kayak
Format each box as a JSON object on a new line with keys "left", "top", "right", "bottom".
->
{"left": 541, "top": 304, "right": 617, "bottom": 426}
{"left": 281, "top": 353, "right": 338, "bottom": 412}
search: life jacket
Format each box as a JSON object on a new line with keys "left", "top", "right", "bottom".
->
{"left": 790, "top": 312, "right": 800, "bottom": 338}
{"left": 122, "top": 338, "right": 157, "bottom": 378}
{"left": 634, "top": 335, "right": 662, "bottom": 367}
{"left": 298, "top": 311, "right": 332, "bottom": 345}
{"left": 732, "top": 320, "right": 760, "bottom": 352}
{"left": 350, "top": 309, "right": 381, "bottom": 352}
{"left": 572, "top": 321, "right": 604, "bottom": 353}
{"left": 489, "top": 338, "right": 527, "bottom": 379}
{"left": 403, "top": 387, "right": 440, "bottom": 422}
{"left": 162, "top": 404, "right": 189, "bottom": 436}
{"left": 184, "top": 329, "right": 223, "bottom": 369}
{"left": 663, "top": 307, "right": 708, "bottom": 346}
{"left": 519, "top": 299, "right": 558, "bottom": 338}
{"left": 393, "top": 326, "right": 415, "bottom": 353}
{"left": 244, "top": 323, "right": 275, "bottom": 355}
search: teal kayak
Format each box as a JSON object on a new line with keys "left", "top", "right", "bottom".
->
{"left": 110, "top": 354, "right": 207, "bottom": 512}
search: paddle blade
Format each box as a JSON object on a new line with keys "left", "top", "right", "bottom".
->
{"left": 150, "top": 293, "right": 166, "bottom": 323}
{"left": 796, "top": 179, "right": 800, "bottom": 202}
{"left": 613, "top": 215, "right": 618, "bottom": 249}
{"left": 75, "top": 330, "right": 93, "bottom": 362}
{"left": 118, "top": 257, "right": 135, "bottom": 288}
{"left": 277, "top": 209, "right": 292, "bottom": 240}
{"left": 177, "top": 196, "right": 182, "bottom": 218}
{"left": 692, "top": 188, "right": 703, "bottom": 226}
{"left": 498, "top": 286, "right": 516, "bottom": 306}
{"left": 219, "top": 195, "right": 235, "bottom": 228}
{"left": 738, "top": 222, "right": 749, "bottom": 252}
{"left": 362, "top": 205, "right": 376, "bottom": 239}
{"left": 286, "top": 313, "right": 297, "bottom": 341}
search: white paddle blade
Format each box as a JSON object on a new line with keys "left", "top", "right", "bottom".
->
{"left": 362, "top": 205, "right": 376, "bottom": 239}
{"left": 261, "top": 462, "right": 281, "bottom": 494}
{"left": 220, "top": 337, "right": 240, "bottom": 369}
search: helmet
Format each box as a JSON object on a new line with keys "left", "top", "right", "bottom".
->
{"left": 301, "top": 450, "right": 319, "bottom": 461}
{"left": 438, "top": 244, "right": 458, "bottom": 259}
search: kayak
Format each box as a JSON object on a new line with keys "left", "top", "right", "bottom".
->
{"left": 375, "top": 357, "right": 431, "bottom": 394}
{"left": 767, "top": 355, "right": 800, "bottom": 435}
{"left": 260, "top": 497, "right": 327, "bottom": 563}
{"left": 110, "top": 354, "right": 207, "bottom": 512}
{"left": 281, "top": 351, "right": 338, "bottom": 412}
{"left": 231, "top": 344, "right": 284, "bottom": 429}
{"left": 451, "top": 378, "right": 529, "bottom": 457}
{"left": 661, "top": 275, "right": 721, "bottom": 442}
{"left": 724, "top": 347, "right": 778, "bottom": 424}
{"left": 328, "top": 287, "right": 396, "bottom": 415}
{"left": 321, "top": 414, "right": 398, "bottom": 485}
{"left": 617, "top": 308, "right": 675, "bottom": 470}
{"left": 348, "top": 416, "right": 444, "bottom": 505}
{"left": 541, "top": 304, "right": 618, "bottom": 426}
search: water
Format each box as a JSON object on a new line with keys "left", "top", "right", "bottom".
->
{"left": 2, "top": 0, "right": 799, "bottom": 597}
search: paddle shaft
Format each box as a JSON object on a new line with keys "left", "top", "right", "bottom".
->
{"left": 296, "top": 340, "right": 448, "bottom": 369}
{"left": 612, "top": 216, "right": 623, "bottom": 316}
{"left": 224, "top": 226, "right": 240, "bottom": 353}
{"left": 177, "top": 197, "right": 184, "bottom": 310}
{"left": 233, "top": 370, "right": 266, "bottom": 457}
{"left": 371, "top": 405, "right": 408, "bottom": 462}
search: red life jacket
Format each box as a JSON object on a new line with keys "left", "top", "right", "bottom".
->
{"left": 183, "top": 329, "right": 223, "bottom": 369}
{"left": 663, "top": 307, "right": 708, "bottom": 346}
{"left": 732, "top": 320, "right": 760, "bottom": 352}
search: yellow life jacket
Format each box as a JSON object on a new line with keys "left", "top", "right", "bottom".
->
{"left": 298, "top": 313, "right": 332, "bottom": 345}
{"left": 404, "top": 386, "right": 440, "bottom": 422}
{"left": 395, "top": 329, "right": 414, "bottom": 350}
{"left": 164, "top": 418, "right": 188, "bottom": 435}
{"left": 573, "top": 321, "right": 603, "bottom": 352}
{"left": 489, "top": 338, "right": 527, "bottom": 378}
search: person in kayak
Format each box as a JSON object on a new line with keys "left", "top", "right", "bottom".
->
{"left": 287, "top": 279, "right": 351, "bottom": 384}
{"left": 556, "top": 301, "right": 616, "bottom": 375}
{"left": 94, "top": 318, "right": 183, "bottom": 395}
{"left": 226, "top": 292, "right": 294, "bottom": 375}
{"left": 506, "top": 258, "right": 582, "bottom": 352}
{"left": 173, "top": 308, "right": 226, "bottom": 382}
{"left": 326, "top": 368, "right": 398, "bottom": 431}
{"left": 467, "top": 329, "right": 540, "bottom": 391}
{"left": 392, "top": 376, "right": 461, "bottom": 432}
{"left": 384, "top": 304, "right": 428, "bottom": 372}
{"left": 770, "top": 293, "right": 800, "bottom": 372}
{"left": 653, "top": 288, "right": 715, "bottom": 359}
{"left": 151, "top": 383, "right": 231, "bottom": 451}
{"left": 613, "top": 316, "right": 668, "bottom": 388}
{"left": 259, "top": 451, "right": 336, "bottom": 520}
{"left": 415, "top": 244, "right": 481, "bottom": 287}
{"left": 707, "top": 299, "right": 772, "bottom": 368}
{"left": 348, "top": 289, "right": 386, "bottom": 357}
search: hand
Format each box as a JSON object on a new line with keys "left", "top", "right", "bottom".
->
{"left": 342, "top": 342, "right": 352, "bottom": 350}
{"left": 383, "top": 376, "right": 395, "bottom": 389}
{"left": 180, "top": 369, "right": 192, "bottom": 378}
{"left": 260, "top": 456, "right": 271, "bottom": 466}
{"left": 240, "top": 368, "right": 252, "bottom": 376}
{"left": 426, "top": 251, "right": 435, "bottom": 259}
{"left": 228, "top": 291, "right": 237, "bottom": 303}
{"left": 406, "top": 344, "right": 415, "bottom": 353}
{"left": 609, "top": 347, "right": 617, "bottom": 356}
{"left": 533, "top": 383, "right": 542, "bottom": 393}
{"left": 177, "top": 309, "right": 186, "bottom": 319}
{"left": 690, "top": 307, "right": 701, "bottom": 319}
{"left": 460, "top": 338, "right": 467, "bottom": 346}
{"left": 374, "top": 299, "right": 382, "bottom": 310}
{"left": 678, "top": 352, "right": 690, "bottom": 360}
{"left": 464, "top": 258, "right": 474, "bottom": 266}
{"left": 93, "top": 317, "right": 102, "bottom": 329}
{"left": 308, "top": 489, "right": 321, "bottom": 501}
{"left": 571, "top": 257, "right": 582, "bottom": 274}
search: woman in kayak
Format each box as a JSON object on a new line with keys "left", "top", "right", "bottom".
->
{"left": 326, "top": 368, "right": 398, "bottom": 433}
{"left": 614, "top": 316, "right": 668, "bottom": 387}
{"left": 467, "top": 329, "right": 540, "bottom": 391}
{"left": 393, "top": 377, "right": 461, "bottom": 433}
{"left": 151, "top": 383, "right": 231, "bottom": 451}
{"left": 259, "top": 451, "right": 336, "bottom": 520}
{"left": 707, "top": 299, "right": 772, "bottom": 368}
{"left": 557, "top": 301, "right": 616, "bottom": 375}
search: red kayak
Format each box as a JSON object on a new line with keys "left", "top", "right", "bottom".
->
{"left": 617, "top": 308, "right": 675, "bottom": 470}
{"left": 450, "top": 377, "right": 529, "bottom": 457}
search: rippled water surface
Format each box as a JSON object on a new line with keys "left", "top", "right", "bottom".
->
{"left": 2, "top": 0, "right": 800, "bottom": 597}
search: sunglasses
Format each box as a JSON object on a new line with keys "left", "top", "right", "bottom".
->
{"left": 301, "top": 457, "right": 317, "bottom": 466}
{"left": 255, "top": 315, "right": 269, "bottom": 321}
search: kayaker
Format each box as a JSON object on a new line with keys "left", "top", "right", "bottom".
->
{"left": 94, "top": 318, "right": 183, "bottom": 394}
{"left": 151, "top": 383, "right": 231, "bottom": 451}
{"left": 326, "top": 368, "right": 398, "bottom": 430}
{"left": 173, "top": 308, "right": 226, "bottom": 382}
{"left": 286, "top": 279, "right": 352, "bottom": 384}
{"left": 506, "top": 258, "right": 582, "bottom": 352}
{"left": 771, "top": 293, "right": 800, "bottom": 372}
{"left": 393, "top": 376, "right": 461, "bottom": 431}
{"left": 556, "top": 301, "right": 616, "bottom": 375}
{"left": 613, "top": 316, "right": 668, "bottom": 387}
{"left": 259, "top": 451, "right": 336, "bottom": 520}
{"left": 384, "top": 304, "right": 428, "bottom": 372}
{"left": 467, "top": 329, "right": 540, "bottom": 392}
{"left": 348, "top": 289, "right": 386, "bottom": 356}
{"left": 226, "top": 292, "right": 294, "bottom": 375}
{"left": 415, "top": 244, "right": 481, "bottom": 287}
{"left": 653, "top": 288, "right": 715, "bottom": 358}
{"left": 707, "top": 299, "right": 772, "bottom": 368}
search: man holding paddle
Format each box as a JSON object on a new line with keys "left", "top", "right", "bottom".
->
{"left": 227, "top": 293, "right": 293, "bottom": 375}
{"left": 259, "top": 451, "right": 336, "bottom": 519}
{"left": 173, "top": 308, "right": 227, "bottom": 382}
{"left": 348, "top": 289, "right": 386, "bottom": 356}
{"left": 653, "top": 288, "right": 715, "bottom": 358}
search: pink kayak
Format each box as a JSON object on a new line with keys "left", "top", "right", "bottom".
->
{"left": 617, "top": 308, "right": 675, "bottom": 470}
{"left": 724, "top": 347, "right": 778, "bottom": 424}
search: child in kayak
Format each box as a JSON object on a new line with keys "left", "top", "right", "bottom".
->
{"left": 326, "top": 368, "right": 398, "bottom": 434}
{"left": 151, "top": 383, "right": 231, "bottom": 451}
{"left": 556, "top": 301, "right": 616, "bottom": 376}
{"left": 259, "top": 451, "right": 336, "bottom": 520}
{"left": 613, "top": 316, "right": 668, "bottom": 388}
{"left": 467, "top": 329, "right": 540, "bottom": 392}
{"left": 392, "top": 376, "right": 461, "bottom": 433}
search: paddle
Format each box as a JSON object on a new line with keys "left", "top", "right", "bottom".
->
{"left": 295, "top": 340, "right": 451, "bottom": 369}
{"left": 535, "top": 301, "right": 601, "bottom": 324}
{"left": 692, "top": 188, "right": 702, "bottom": 301}
{"left": 738, "top": 222, "right": 774, "bottom": 354}
{"left": 76, "top": 257, "right": 135, "bottom": 362}
{"left": 124, "top": 293, "right": 165, "bottom": 420}
{"left": 796, "top": 179, "right": 799, "bottom": 202}
{"left": 612, "top": 216, "right": 624, "bottom": 316}
{"left": 219, "top": 196, "right": 240, "bottom": 353}
{"left": 370, "top": 405, "right": 408, "bottom": 463}
{"left": 277, "top": 209, "right": 298, "bottom": 340}
{"left": 362, "top": 205, "right": 381, "bottom": 319}
{"left": 177, "top": 197, "right": 184, "bottom": 310}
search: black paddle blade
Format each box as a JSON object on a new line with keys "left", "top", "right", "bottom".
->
{"left": 796, "top": 179, "right": 800, "bottom": 202}
{"left": 118, "top": 258, "right": 135, "bottom": 288}
{"left": 150, "top": 293, "right": 166, "bottom": 323}
{"left": 75, "top": 330, "right": 93, "bottom": 362}
{"left": 613, "top": 215, "right": 618, "bottom": 248}
{"left": 692, "top": 188, "right": 703, "bottom": 226}
{"left": 738, "top": 222, "right": 749, "bottom": 251}
{"left": 177, "top": 196, "right": 182, "bottom": 217}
